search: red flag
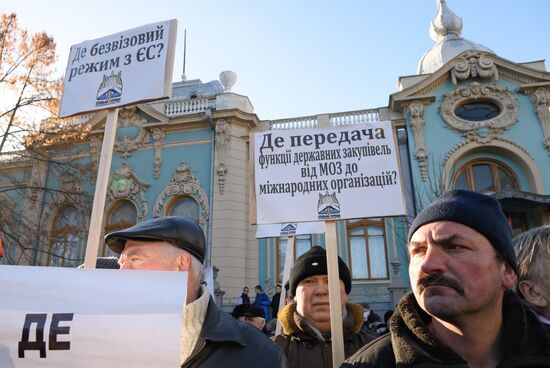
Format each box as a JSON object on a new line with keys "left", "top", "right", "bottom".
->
{"left": 0, "top": 233, "right": 4, "bottom": 258}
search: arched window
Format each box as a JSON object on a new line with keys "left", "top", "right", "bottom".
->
{"left": 103, "top": 200, "right": 137, "bottom": 256}
{"left": 167, "top": 196, "right": 200, "bottom": 223}
{"left": 346, "top": 219, "right": 388, "bottom": 280}
{"left": 48, "top": 206, "right": 83, "bottom": 267}
{"left": 453, "top": 160, "right": 518, "bottom": 192}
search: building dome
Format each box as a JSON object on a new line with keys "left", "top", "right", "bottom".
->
{"left": 417, "top": 0, "right": 493, "bottom": 74}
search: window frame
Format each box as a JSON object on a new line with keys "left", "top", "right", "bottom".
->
{"left": 275, "top": 234, "right": 312, "bottom": 284}
{"left": 47, "top": 205, "right": 83, "bottom": 267}
{"left": 346, "top": 218, "right": 389, "bottom": 281}
{"left": 452, "top": 159, "right": 519, "bottom": 192}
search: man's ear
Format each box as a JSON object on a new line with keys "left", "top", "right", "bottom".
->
{"left": 518, "top": 280, "right": 549, "bottom": 309}
{"left": 501, "top": 263, "right": 516, "bottom": 289}
{"left": 177, "top": 251, "right": 191, "bottom": 272}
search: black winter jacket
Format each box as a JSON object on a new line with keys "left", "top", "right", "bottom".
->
{"left": 342, "top": 291, "right": 550, "bottom": 367}
{"left": 181, "top": 297, "right": 287, "bottom": 368}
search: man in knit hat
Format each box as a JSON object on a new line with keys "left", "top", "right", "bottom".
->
{"left": 105, "top": 216, "right": 286, "bottom": 368}
{"left": 343, "top": 190, "right": 550, "bottom": 367}
{"left": 272, "top": 246, "right": 376, "bottom": 368}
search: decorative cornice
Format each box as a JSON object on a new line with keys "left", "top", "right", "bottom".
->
{"left": 107, "top": 163, "right": 150, "bottom": 221}
{"left": 407, "top": 101, "right": 428, "bottom": 182}
{"left": 442, "top": 136, "right": 534, "bottom": 168}
{"left": 440, "top": 82, "right": 518, "bottom": 137}
{"left": 528, "top": 87, "right": 550, "bottom": 153}
{"left": 153, "top": 162, "right": 209, "bottom": 224}
{"left": 491, "top": 190, "right": 550, "bottom": 204}
{"left": 451, "top": 51, "right": 498, "bottom": 85}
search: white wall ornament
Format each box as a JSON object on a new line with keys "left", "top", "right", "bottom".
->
{"left": 107, "top": 163, "right": 150, "bottom": 221}
{"left": 407, "top": 100, "right": 429, "bottom": 181}
{"left": 151, "top": 128, "right": 165, "bottom": 178}
{"left": 153, "top": 162, "right": 209, "bottom": 224}
{"left": 529, "top": 87, "right": 550, "bottom": 152}
{"left": 440, "top": 82, "right": 518, "bottom": 142}
{"left": 216, "top": 163, "right": 227, "bottom": 195}
{"left": 114, "top": 107, "right": 149, "bottom": 159}
{"left": 451, "top": 51, "right": 498, "bottom": 85}
{"left": 215, "top": 119, "right": 231, "bottom": 158}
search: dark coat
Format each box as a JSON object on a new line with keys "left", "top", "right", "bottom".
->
{"left": 272, "top": 301, "right": 376, "bottom": 368}
{"left": 181, "top": 297, "right": 287, "bottom": 368}
{"left": 342, "top": 291, "right": 550, "bottom": 368}
{"left": 271, "top": 292, "right": 282, "bottom": 318}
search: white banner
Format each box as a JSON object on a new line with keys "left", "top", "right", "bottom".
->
{"left": 59, "top": 19, "right": 178, "bottom": 118}
{"left": 255, "top": 222, "right": 325, "bottom": 238}
{"left": 0, "top": 266, "right": 187, "bottom": 367}
{"left": 253, "top": 122, "right": 406, "bottom": 224}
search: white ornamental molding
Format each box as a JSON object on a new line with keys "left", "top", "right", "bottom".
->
{"left": 216, "top": 163, "right": 227, "bottom": 195}
{"left": 153, "top": 162, "right": 209, "bottom": 224}
{"left": 451, "top": 51, "right": 498, "bottom": 85}
{"left": 114, "top": 106, "right": 149, "bottom": 158}
{"left": 215, "top": 119, "right": 231, "bottom": 159}
{"left": 107, "top": 163, "right": 150, "bottom": 221}
{"left": 440, "top": 82, "right": 518, "bottom": 142}
{"left": 88, "top": 136, "right": 102, "bottom": 175}
{"left": 529, "top": 87, "right": 550, "bottom": 152}
{"left": 407, "top": 100, "right": 429, "bottom": 182}
{"left": 151, "top": 128, "right": 165, "bottom": 178}
{"left": 40, "top": 173, "right": 90, "bottom": 242}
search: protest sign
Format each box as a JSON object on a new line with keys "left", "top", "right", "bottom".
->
{"left": 255, "top": 221, "right": 324, "bottom": 239}
{"left": 0, "top": 266, "right": 187, "bottom": 368}
{"left": 59, "top": 19, "right": 177, "bottom": 118}
{"left": 252, "top": 122, "right": 406, "bottom": 224}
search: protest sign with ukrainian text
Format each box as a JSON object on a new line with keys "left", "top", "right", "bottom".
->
{"left": 59, "top": 19, "right": 177, "bottom": 118}
{"left": 252, "top": 122, "right": 406, "bottom": 224}
{"left": 0, "top": 265, "right": 186, "bottom": 368}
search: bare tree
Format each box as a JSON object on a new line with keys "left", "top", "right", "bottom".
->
{"left": 0, "top": 12, "right": 62, "bottom": 153}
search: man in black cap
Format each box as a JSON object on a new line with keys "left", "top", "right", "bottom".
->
{"left": 105, "top": 216, "right": 286, "bottom": 368}
{"left": 343, "top": 190, "right": 550, "bottom": 368}
{"left": 272, "top": 246, "right": 375, "bottom": 368}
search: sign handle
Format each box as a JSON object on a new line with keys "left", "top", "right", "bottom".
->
{"left": 83, "top": 109, "right": 119, "bottom": 269}
{"left": 325, "top": 220, "right": 345, "bottom": 367}
{"left": 275, "top": 235, "right": 295, "bottom": 335}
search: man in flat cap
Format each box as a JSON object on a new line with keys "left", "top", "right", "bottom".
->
{"left": 343, "top": 190, "right": 550, "bottom": 368}
{"left": 105, "top": 216, "right": 286, "bottom": 368}
{"left": 272, "top": 246, "right": 376, "bottom": 368}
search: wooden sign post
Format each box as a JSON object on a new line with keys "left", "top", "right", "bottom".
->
{"left": 325, "top": 220, "right": 345, "bottom": 367}
{"left": 275, "top": 235, "right": 295, "bottom": 335}
{"left": 82, "top": 109, "right": 119, "bottom": 269}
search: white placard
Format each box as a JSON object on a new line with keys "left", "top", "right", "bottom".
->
{"left": 253, "top": 122, "right": 406, "bottom": 224}
{"left": 255, "top": 222, "right": 325, "bottom": 238}
{"left": 59, "top": 19, "right": 177, "bottom": 118}
{"left": 0, "top": 265, "right": 187, "bottom": 368}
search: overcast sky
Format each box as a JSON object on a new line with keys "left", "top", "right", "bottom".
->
{"left": 4, "top": 0, "right": 550, "bottom": 120}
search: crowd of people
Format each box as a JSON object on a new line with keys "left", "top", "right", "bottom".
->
{"left": 94, "top": 189, "right": 550, "bottom": 367}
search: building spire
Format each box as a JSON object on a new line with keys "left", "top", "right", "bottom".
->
{"left": 181, "top": 29, "right": 187, "bottom": 81}
{"left": 429, "top": 0, "right": 463, "bottom": 42}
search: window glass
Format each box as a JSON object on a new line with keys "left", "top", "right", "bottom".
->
{"left": 347, "top": 220, "right": 388, "bottom": 280}
{"left": 472, "top": 164, "right": 494, "bottom": 192}
{"left": 49, "top": 206, "right": 83, "bottom": 267}
{"left": 455, "top": 102, "right": 500, "bottom": 121}
{"left": 169, "top": 197, "right": 199, "bottom": 223}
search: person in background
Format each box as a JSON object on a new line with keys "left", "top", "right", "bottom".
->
{"left": 254, "top": 284, "right": 271, "bottom": 322}
{"left": 238, "top": 305, "right": 267, "bottom": 332}
{"left": 514, "top": 225, "right": 550, "bottom": 333}
{"left": 272, "top": 246, "right": 376, "bottom": 368}
{"left": 105, "top": 216, "right": 286, "bottom": 368}
{"left": 271, "top": 284, "right": 282, "bottom": 319}
{"left": 236, "top": 286, "right": 251, "bottom": 305}
{"left": 343, "top": 190, "right": 550, "bottom": 367}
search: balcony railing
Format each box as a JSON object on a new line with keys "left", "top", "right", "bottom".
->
{"left": 267, "top": 108, "right": 380, "bottom": 130}
{"left": 164, "top": 97, "right": 216, "bottom": 116}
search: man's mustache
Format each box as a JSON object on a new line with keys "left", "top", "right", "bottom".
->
{"left": 417, "top": 273, "right": 465, "bottom": 296}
